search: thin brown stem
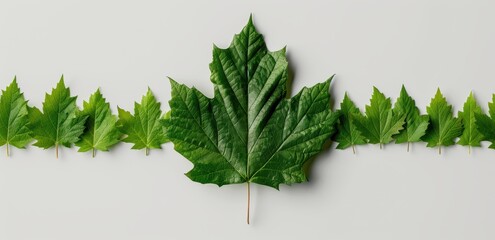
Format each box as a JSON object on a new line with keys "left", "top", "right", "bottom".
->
{"left": 352, "top": 145, "right": 356, "bottom": 154}
{"left": 56, "top": 143, "right": 59, "bottom": 159}
{"left": 247, "top": 182, "right": 251, "bottom": 225}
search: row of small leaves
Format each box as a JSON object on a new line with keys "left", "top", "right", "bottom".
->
{"left": 3, "top": 80, "right": 495, "bottom": 158}
{"left": 3, "top": 79, "right": 494, "bottom": 159}
{"left": 0, "top": 76, "right": 168, "bottom": 158}
{"left": 333, "top": 86, "right": 495, "bottom": 154}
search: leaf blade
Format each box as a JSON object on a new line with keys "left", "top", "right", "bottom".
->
{"left": 0, "top": 77, "right": 32, "bottom": 153}
{"left": 117, "top": 88, "right": 168, "bottom": 154}
{"left": 422, "top": 89, "right": 463, "bottom": 152}
{"left": 76, "top": 89, "right": 121, "bottom": 155}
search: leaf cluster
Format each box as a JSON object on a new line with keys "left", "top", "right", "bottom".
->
{"left": 334, "top": 86, "right": 491, "bottom": 154}
{"left": 0, "top": 76, "right": 168, "bottom": 158}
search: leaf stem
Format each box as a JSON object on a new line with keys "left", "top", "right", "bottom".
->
{"left": 352, "top": 145, "right": 356, "bottom": 154}
{"left": 438, "top": 146, "right": 441, "bottom": 155}
{"left": 6, "top": 143, "right": 9, "bottom": 157}
{"left": 92, "top": 148, "right": 96, "bottom": 158}
{"left": 407, "top": 142, "right": 410, "bottom": 152}
{"left": 380, "top": 143, "right": 383, "bottom": 149}
{"left": 56, "top": 143, "right": 59, "bottom": 159}
{"left": 145, "top": 147, "right": 149, "bottom": 156}
{"left": 247, "top": 182, "right": 251, "bottom": 225}
{"left": 469, "top": 146, "right": 471, "bottom": 155}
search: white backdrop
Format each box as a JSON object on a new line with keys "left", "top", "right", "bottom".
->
{"left": 1, "top": 0, "right": 495, "bottom": 239}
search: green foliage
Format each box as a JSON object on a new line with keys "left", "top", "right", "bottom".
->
{"left": 354, "top": 87, "right": 405, "bottom": 148}
{"left": 76, "top": 89, "right": 121, "bottom": 157}
{"left": 457, "top": 92, "right": 484, "bottom": 153}
{"left": 475, "top": 95, "right": 495, "bottom": 149}
{"left": 393, "top": 85, "right": 429, "bottom": 151}
{"left": 28, "top": 76, "right": 88, "bottom": 158}
{"left": 0, "top": 77, "right": 32, "bottom": 156}
{"left": 117, "top": 88, "right": 167, "bottom": 155}
{"left": 166, "top": 18, "right": 340, "bottom": 190}
{"left": 422, "top": 89, "right": 463, "bottom": 154}
{"left": 334, "top": 93, "right": 366, "bottom": 153}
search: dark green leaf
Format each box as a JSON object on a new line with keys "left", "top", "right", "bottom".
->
{"left": 166, "top": 18, "right": 339, "bottom": 189}
{"left": 475, "top": 94, "right": 495, "bottom": 149}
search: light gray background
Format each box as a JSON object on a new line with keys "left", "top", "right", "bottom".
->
{"left": 1, "top": 0, "right": 495, "bottom": 239}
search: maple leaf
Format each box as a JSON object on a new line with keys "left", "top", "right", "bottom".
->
{"left": 393, "top": 85, "right": 429, "bottom": 151}
{"left": 353, "top": 87, "right": 405, "bottom": 149}
{"left": 117, "top": 88, "right": 167, "bottom": 155}
{"left": 76, "top": 89, "right": 121, "bottom": 157}
{"left": 165, "top": 17, "right": 340, "bottom": 224}
{"left": 28, "top": 76, "right": 88, "bottom": 158}
{"left": 421, "top": 89, "right": 463, "bottom": 154}
{"left": 457, "top": 92, "right": 484, "bottom": 153}
{"left": 0, "top": 77, "right": 32, "bottom": 156}
{"left": 474, "top": 94, "right": 495, "bottom": 149}
{"left": 333, "top": 93, "right": 366, "bottom": 153}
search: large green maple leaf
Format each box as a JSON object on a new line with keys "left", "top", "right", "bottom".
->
{"left": 354, "top": 87, "right": 405, "bottom": 149}
{"left": 0, "top": 77, "right": 32, "bottom": 156}
{"left": 28, "top": 76, "right": 88, "bottom": 158}
{"left": 165, "top": 18, "right": 340, "bottom": 223}
{"left": 422, "top": 89, "right": 463, "bottom": 154}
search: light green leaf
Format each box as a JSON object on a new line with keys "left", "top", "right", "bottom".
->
{"left": 422, "top": 88, "right": 463, "bottom": 154}
{"left": 333, "top": 93, "right": 366, "bottom": 153}
{"left": 457, "top": 92, "right": 484, "bottom": 153}
{"left": 354, "top": 87, "right": 405, "bottom": 148}
{"left": 117, "top": 88, "right": 167, "bottom": 155}
{"left": 76, "top": 89, "right": 121, "bottom": 157}
{"left": 28, "top": 76, "right": 88, "bottom": 158}
{"left": 393, "top": 85, "right": 429, "bottom": 151}
{"left": 0, "top": 77, "right": 32, "bottom": 156}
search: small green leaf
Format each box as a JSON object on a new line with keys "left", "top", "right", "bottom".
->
{"left": 422, "top": 88, "right": 463, "bottom": 154}
{"left": 393, "top": 85, "right": 429, "bottom": 151}
{"left": 0, "top": 77, "right": 32, "bottom": 156}
{"left": 117, "top": 88, "right": 167, "bottom": 155}
{"left": 28, "top": 76, "right": 88, "bottom": 158}
{"left": 76, "top": 89, "right": 121, "bottom": 157}
{"left": 354, "top": 87, "right": 405, "bottom": 148}
{"left": 333, "top": 93, "right": 367, "bottom": 153}
{"left": 457, "top": 92, "right": 484, "bottom": 153}
{"left": 475, "top": 94, "right": 495, "bottom": 149}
